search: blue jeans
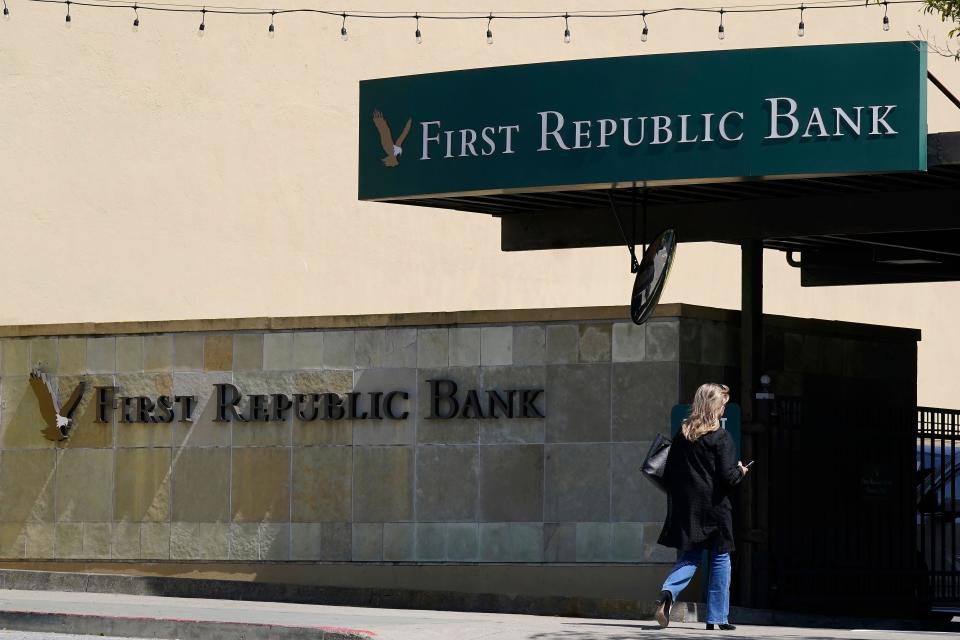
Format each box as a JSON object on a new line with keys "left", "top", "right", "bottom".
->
{"left": 660, "top": 549, "right": 731, "bottom": 624}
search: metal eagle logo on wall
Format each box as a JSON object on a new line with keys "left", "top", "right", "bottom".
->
{"left": 29, "top": 369, "right": 86, "bottom": 442}
{"left": 372, "top": 110, "right": 412, "bottom": 167}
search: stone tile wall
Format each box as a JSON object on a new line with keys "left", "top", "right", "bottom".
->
{"left": 0, "top": 311, "right": 918, "bottom": 564}
{"left": 0, "top": 318, "right": 688, "bottom": 564}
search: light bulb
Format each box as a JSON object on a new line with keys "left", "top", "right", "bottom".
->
{"left": 797, "top": 21, "right": 804, "bottom": 37}
{"left": 3, "top": 6, "right": 10, "bottom": 20}
{"left": 882, "top": 15, "right": 890, "bottom": 31}
{"left": 641, "top": 26, "right": 648, "bottom": 42}
{"left": 486, "top": 29, "right": 493, "bottom": 44}
{"left": 341, "top": 26, "right": 348, "bottom": 41}
{"left": 415, "top": 29, "right": 422, "bottom": 44}
{"left": 718, "top": 24, "right": 725, "bottom": 40}
{"left": 198, "top": 23, "right": 205, "bottom": 37}
{"left": 563, "top": 28, "right": 571, "bottom": 43}
{"left": 268, "top": 23, "right": 275, "bottom": 37}
{"left": 132, "top": 17, "right": 139, "bottom": 31}
{"left": 65, "top": 14, "right": 72, "bottom": 27}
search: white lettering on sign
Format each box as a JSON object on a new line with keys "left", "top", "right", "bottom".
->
{"left": 417, "top": 97, "right": 898, "bottom": 161}
{"left": 460, "top": 129, "right": 478, "bottom": 157}
{"left": 481, "top": 127, "right": 496, "bottom": 155}
{"left": 651, "top": 116, "right": 672, "bottom": 145}
{"left": 802, "top": 107, "right": 830, "bottom": 138}
{"left": 421, "top": 121, "right": 522, "bottom": 160}
{"left": 597, "top": 119, "right": 617, "bottom": 148}
{"left": 539, "top": 111, "right": 746, "bottom": 150}
{"left": 701, "top": 113, "right": 715, "bottom": 143}
{"left": 678, "top": 115, "right": 699, "bottom": 144}
{"left": 499, "top": 125, "right": 519, "bottom": 154}
{"left": 833, "top": 106, "right": 863, "bottom": 136}
{"left": 870, "top": 105, "right": 897, "bottom": 135}
{"left": 538, "top": 110, "right": 568, "bottom": 151}
{"left": 621, "top": 117, "right": 648, "bottom": 146}
{"left": 573, "top": 120, "right": 592, "bottom": 149}
{"left": 765, "top": 97, "right": 800, "bottom": 139}
{"left": 719, "top": 111, "right": 744, "bottom": 141}
{"left": 766, "top": 97, "right": 898, "bottom": 141}
{"left": 421, "top": 121, "right": 441, "bottom": 160}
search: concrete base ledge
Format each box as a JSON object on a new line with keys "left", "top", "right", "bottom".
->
{"left": 0, "top": 569, "right": 952, "bottom": 634}
{"left": 0, "top": 567, "right": 669, "bottom": 621}
{"left": 0, "top": 610, "right": 369, "bottom": 640}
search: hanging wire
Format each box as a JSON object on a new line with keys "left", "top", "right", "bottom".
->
{"left": 718, "top": 7, "right": 725, "bottom": 39}
{"left": 797, "top": 3, "right": 804, "bottom": 36}
{"left": 414, "top": 12, "right": 421, "bottom": 43}
{"left": 132, "top": 2, "right": 139, "bottom": 28}
{"left": 31, "top": 0, "right": 919, "bottom": 16}
{"left": 641, "top": 10, "right": 648, "bottom": 42}
{"left": 22, "top": 0, "right": 923, "bottom": 35}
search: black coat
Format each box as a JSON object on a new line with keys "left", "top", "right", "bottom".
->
{"left": 657, "top": 428, "right": 742, "bottom": 553}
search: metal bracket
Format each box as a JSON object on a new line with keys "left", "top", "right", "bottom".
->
{"left": 607, "top": 191, "right": 640, "bottom": 273}
{"left": 929, "top": 71, "right": 960, "bottom": 113}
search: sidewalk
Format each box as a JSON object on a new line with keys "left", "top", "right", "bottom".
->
{"left": 0, "top": 588, "right": 957, "bottom": 640}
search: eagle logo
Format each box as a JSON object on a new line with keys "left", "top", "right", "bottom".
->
{"left": 372, "top": 110, "right": 412, "bottom": 167}
{"left": 29, "top": 369, "right": 86, "bottom": 442}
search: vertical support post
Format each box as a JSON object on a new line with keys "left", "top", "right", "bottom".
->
{"left": 739, "top": 239, "right": 763, "bottom": 607}
{"left": 740, "top": 239, "right": 762, "bottom": 423}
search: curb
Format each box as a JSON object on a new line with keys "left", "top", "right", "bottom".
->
{"left": 0, "top": 568, "right": 661, "bottom": 621}
{"left": 0, "top": 568, "right": 953, "bottom": 633}
{"left": 0, "top": 609, "right": 373, "bottom": 640}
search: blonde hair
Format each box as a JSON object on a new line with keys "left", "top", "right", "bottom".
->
{"left": 681, "top": 383, "right": 730, "bottom": 442}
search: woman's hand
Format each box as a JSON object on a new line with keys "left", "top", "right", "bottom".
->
{"left": 737, "top": 461, "right": 750, "bottom": 476}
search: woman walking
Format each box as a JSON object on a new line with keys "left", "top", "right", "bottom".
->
{"left": 654, "top": 383, "right": 749, "bottom": 631}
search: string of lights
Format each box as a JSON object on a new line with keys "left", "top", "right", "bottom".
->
{"left": 12, "top": 0, "right": 923, "bottom": 40}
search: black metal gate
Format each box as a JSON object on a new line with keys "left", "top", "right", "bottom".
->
{"left": 764, "top": 378, "right": 923, "bottom": 617}
{"left": 917, "top": 407, "right": 960, "bottom": 609}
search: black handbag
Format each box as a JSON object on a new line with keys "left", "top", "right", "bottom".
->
{"left": 641, "top": 433, "right": 672, "bottom": 492}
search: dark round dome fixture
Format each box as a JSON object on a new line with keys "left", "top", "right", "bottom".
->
{"left": 630, "top": 228, "right": 676, "bottom": 325}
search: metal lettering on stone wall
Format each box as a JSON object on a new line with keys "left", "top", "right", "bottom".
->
{"left": 66, "top": 379, "right": 547, "bottom": 427}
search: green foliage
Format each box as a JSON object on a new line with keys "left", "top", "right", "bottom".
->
{"left": 925, "top": 0, "right": 960, "bottom": 39}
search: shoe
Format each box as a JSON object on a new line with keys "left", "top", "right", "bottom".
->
{"left": 654, "top": 590, "right": 672, "bottom": 628}
{"left": 706, "top": 623, "right": 737, "bottom": 630}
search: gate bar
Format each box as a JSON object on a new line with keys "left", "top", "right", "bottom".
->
{"left": 739, "top": 238, "right": 764, "bottom": 605}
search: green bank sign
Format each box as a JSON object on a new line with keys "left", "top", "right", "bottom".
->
{"left": 358, "top": 42, "right": 926, "bottom": 201}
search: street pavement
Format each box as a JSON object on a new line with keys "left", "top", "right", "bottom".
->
{"left": 0, "top": 589, "right": 957, "bottom": 640}
{"left": 0, "top": 629, "right": 956, "bottom": 640}
{"left": 0, "top": 633, "right": 142, "bottom": 640}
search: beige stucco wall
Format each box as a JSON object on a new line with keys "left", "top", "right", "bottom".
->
{"left": 1, "top": 1, "right": 958, "bottom": 405}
